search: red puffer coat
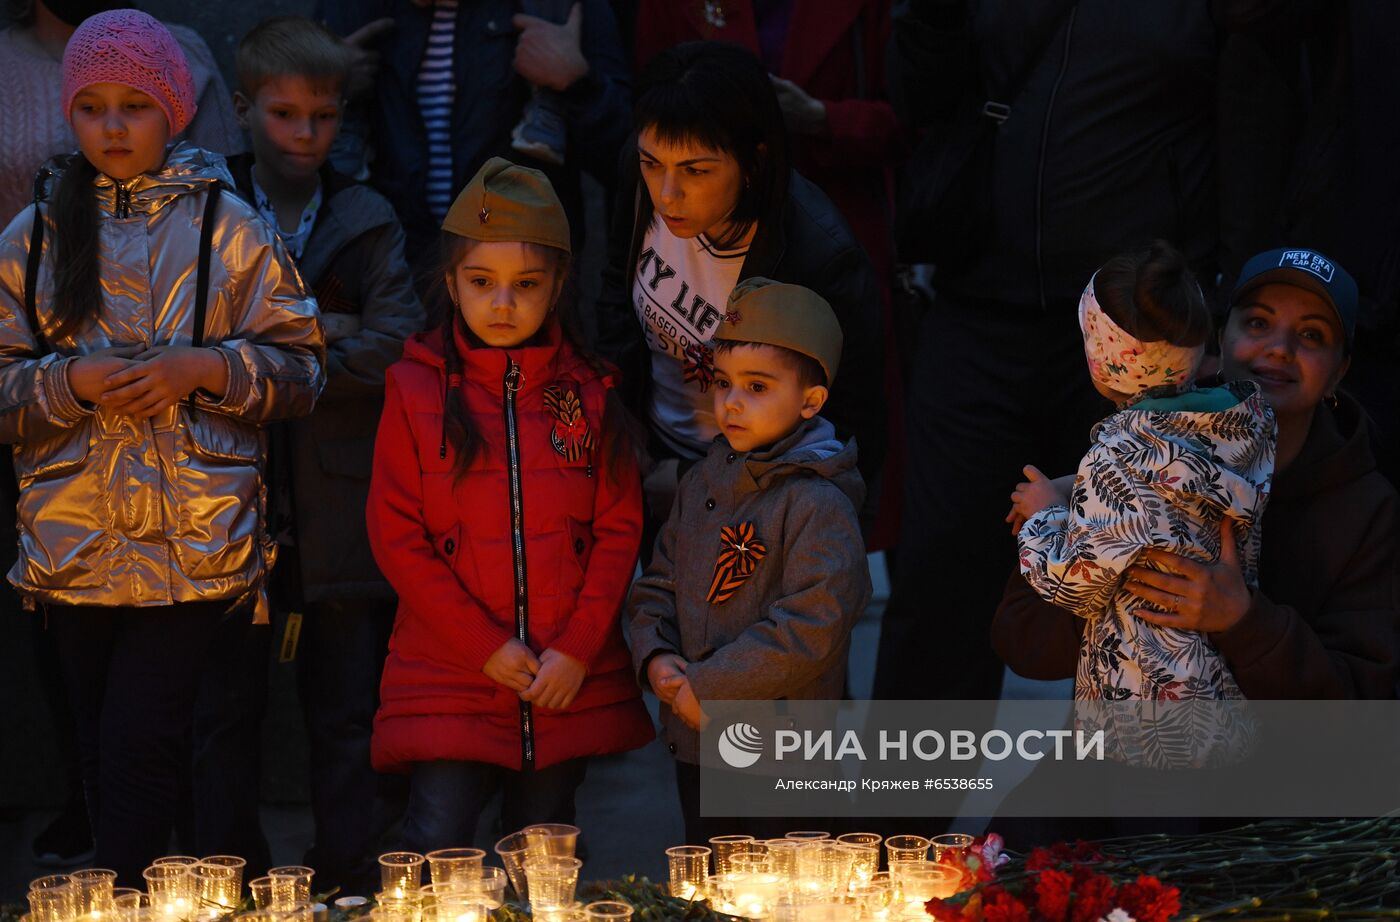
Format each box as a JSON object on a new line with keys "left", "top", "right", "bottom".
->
{"left": 367, "top": 322, "right": 652, "bottom": 772}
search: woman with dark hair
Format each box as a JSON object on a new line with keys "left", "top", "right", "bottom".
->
{"left": 596, "top": 41, "right": 885, "bottom": 549}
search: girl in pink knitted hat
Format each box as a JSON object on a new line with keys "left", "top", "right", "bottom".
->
{"left": 0, "top": 9, "right": 324, "bottom": 883}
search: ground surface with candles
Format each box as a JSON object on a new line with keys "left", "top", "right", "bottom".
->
{"left": 4, "top": 817, "right": 1399, "bottom": 920}
{"left": 4, "top": 562, "right": 1398, "bottom": 918}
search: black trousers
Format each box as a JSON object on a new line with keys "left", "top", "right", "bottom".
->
{"left": 47, "top": 599, "right": 237, "bottom": 886}
{"left": 674, "top": 761, "right": 823, "bottom": 844}
{"left": 297, "top": 598, "right": 396, "bottom": 893}
{"left": 400, "top": 758, "right": 588, "bottom": 854}
{"left": 872, "top": 294, "right": 1109, "bottom": 701}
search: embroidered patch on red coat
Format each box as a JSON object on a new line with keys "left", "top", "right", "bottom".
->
{"left": 707, "top": 521, "right": 768, "bottom": 604}
{"left": 543, "top": 385, "right": 596, "bottom": 461}
{"left": 683, "top": 343, "right": 716, "bottom": 392}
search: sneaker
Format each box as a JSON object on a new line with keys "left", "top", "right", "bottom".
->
{"left": 32, "top": 798, "right": 95, "bottom": 868}
{"left": 510, "top": 94, "right": 567, "bottom": 167}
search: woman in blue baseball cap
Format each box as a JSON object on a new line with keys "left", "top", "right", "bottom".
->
{"left": 995, "top": 246, "right": 1398, "bottom": 700}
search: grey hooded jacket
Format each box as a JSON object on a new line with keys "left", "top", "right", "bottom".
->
{"left": 0, "top": 143, "right": 324, "bottom": 615}
{"left": 628, "top": 417, "right": 872, "bottom": 762}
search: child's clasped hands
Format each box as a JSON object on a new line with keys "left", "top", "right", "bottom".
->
{"left": 67, "top": 344, "right": 229, "bottom": 418}
{"left": 482, "top": 638, "right": 588, "bottom": 711}
{"left": 646, "top": 652, "right": 707, "bottom": 732}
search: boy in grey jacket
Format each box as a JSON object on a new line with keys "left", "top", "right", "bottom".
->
{"left": 627, "top": 277, "right": 872, "bottom": 842}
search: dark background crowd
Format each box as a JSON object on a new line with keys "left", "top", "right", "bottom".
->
{"left": 1, "top": 0, "right": 1397, "bottom": 899}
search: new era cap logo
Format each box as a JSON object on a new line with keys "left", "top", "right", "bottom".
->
{"left": 1279, "top": 250, "right": 1335, "bottom": 283}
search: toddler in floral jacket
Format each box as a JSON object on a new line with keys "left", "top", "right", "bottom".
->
{"left": 1011, "top": 242, "right": 1275, "bottom": 768}
{"left": 627, "top": 277, "right": 872, "bottom": 842}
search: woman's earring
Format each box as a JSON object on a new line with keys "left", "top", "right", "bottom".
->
{"left": 1326, "top": 393, "right": 1339, "bottom": 410}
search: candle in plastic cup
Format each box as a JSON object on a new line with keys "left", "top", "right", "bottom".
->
{"left": 583, "top": 901, "right": 633, "bottom": 921}
{"left": 191, "top": 862, "right": 241, "bottom": 911}
{"left": 664, "top": 845, "right": 709, "bottom": 900}
{"left": 275, "top": 903, "right": 313, "bottom": 922}
{"left": 522, "top": 856, "right": 581, "bottom": 912}
{"left": 884, "top": 834, "right": 930, "bottom": 868}
{"left": 836, "top": 842, "right": 879, "bottom": 887}
{"left": 763, "top": 840, "right": 806, "bottom": 878}
{"left": 783, "top": 831, "right": 830, "bottom": 841}
{"left": 522, "top": 824, "right": 580, "bottom": 861}
{"left": 377, "top": 853, "right": 423, "bottom": 897}
{"left": 71, "top": 869, "right": 118, "bottom": 918}
{"left": 706, "top": 835, "right": 754, "bottom": 876}
{"left": 28, "top": 877, "right": 78, "bottom": 922}
{"left": 493, "top": 833, "right": 531, "bottom": 902}
{"left": 424, "top": 849, "right": 485, "bottom": 890}
{"left": 930, "top": 833, "right": 975, "bottom": 862}
{"left": 143, "top": 866, "right": 193, "bottom": 918}
{"left": 247, "top": 879, "right": 274, "bottom": 912}
{"left": 267, "top": 868, "right": 313, "bottom": 911}
{"left": 453, "top": 868, "right": 504, "bottom": 908}
{"left": 896, "top": 862, "right": 961, "bottom": 901}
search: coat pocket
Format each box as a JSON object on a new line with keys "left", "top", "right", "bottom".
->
{"left": 171, "top": 409, "right": 261, "bottom": 580}
{"left": 14, "top": 424, "right": 105, "bottom": 591}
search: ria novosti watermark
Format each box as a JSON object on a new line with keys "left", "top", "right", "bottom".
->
{"left": 698, "top": 700, "right": 1400, "bottom": 818}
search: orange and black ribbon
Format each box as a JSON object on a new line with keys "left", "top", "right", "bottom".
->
{"left": 543, "top": 385, "right": 596, "bottom": 461}
{"left": 707, "top": 522, "right": 768, "bottom": 604}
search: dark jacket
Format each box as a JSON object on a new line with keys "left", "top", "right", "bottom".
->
{"left": 230, "top": 154, "right": 425, "bottom": 602}
{"left": 596, "top": 167, "right": 887, "bottom": 485}
{"left": 626, "top": 417, "right": 872, "bottom": 762}
{"left": 892, "top": 0, "right": 1285, "bottom": 306}
{"left": 320, "top": 0, "right": 631, "bottom": 257}
{"left": 368, "top": 325, "right": 652, "bottom": 772}
{"left": 992, "top": 392, "right": 1400, "bottom": 699}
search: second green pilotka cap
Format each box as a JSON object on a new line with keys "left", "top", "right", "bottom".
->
{"left": 441, "top": 156, "right": 572, "bottom": 253}
{"left": 714, "top": 277, "right": 844, "bottom": 386}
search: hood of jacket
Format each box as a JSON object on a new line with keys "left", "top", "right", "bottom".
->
{"left": 1096, "top": 379, "right": 1276, "bottom": 521}
{"left": 1274, "top": 391, "right": 1380, "bottom": 503}
{"left": 400, "top": 321, "right": 609, "bottom": 397}
{"left": 40, "top": 142, "right": 231, "bottom": 216}
{"left": 736, "top": 416, "right": 864, "bottom": 509}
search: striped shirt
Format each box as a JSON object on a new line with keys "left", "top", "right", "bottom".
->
{"left": 417, "top": 0, "right": 459, "bottom": 222}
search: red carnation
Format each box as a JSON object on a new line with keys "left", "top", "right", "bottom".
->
{"left": 1069, "top": 872, "right": 1117, "bottom": 922}
{"left": 982, "top": 890, "right": 1032, "bottom": 922}
{"left": 1025, "top": 847, "right": 1058, "bottom": 871}
{"left": 1117, "top": 874, "right": 1182, "bottom": 922}
{"left": 924, "top": 898, "right": 965, "bottom": 922}
{"left": 1034, "top": 869, "right": 1074, "bottom": 922}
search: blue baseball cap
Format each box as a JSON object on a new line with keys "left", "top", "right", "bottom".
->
{"left": 1230, "top": 248, "right": 1358, "bottom": 350}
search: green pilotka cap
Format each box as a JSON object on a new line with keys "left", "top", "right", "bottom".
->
{"left": 441, "top": 157, "right": 571, "bottom": 253}
{"left": 714, "top": 277, "right": 843, "bottom": 386}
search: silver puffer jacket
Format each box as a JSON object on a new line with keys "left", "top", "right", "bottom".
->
{"left": 0, "top": 144, "right": 325, "bottom": 616}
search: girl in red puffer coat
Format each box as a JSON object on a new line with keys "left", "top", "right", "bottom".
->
{"left": 367, "top": 158, "right": 652, "bottom": 852}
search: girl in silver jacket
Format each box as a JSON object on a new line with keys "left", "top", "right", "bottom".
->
{"left": 0, "top": 10, "right": 323, "bottom": 882}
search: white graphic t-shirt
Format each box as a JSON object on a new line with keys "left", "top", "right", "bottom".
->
{"left": 631, "top": 219, "right": 749, "bottom": 457}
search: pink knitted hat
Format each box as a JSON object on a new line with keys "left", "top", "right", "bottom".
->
{"left": 61, "top": 9, "right": 197, "bottom": 135}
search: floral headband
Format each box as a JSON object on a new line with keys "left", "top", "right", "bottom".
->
{"left": 1078, "top": 272, "right": 1202, "bottom": 396}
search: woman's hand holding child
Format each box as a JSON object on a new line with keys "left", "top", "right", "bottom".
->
{"left": 1006, "top": 465, "right": 1069, "bottom": 534}
{"left": 483, "top": 638, "right": 541, "bottom": 693}
{"left": 1124, "top": 519, "right": 1253, "bottom": 633}
{"left": 520, "top": 648, "right": 586, "bottom": 710}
